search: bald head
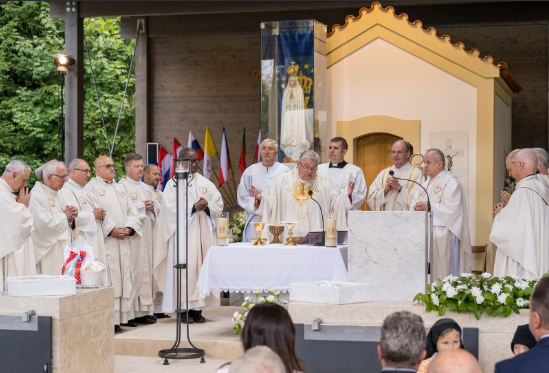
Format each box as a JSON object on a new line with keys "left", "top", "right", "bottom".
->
{"left": 512, "top": 149, "right": 539, "bottom": 182}
{"left": 426, "top": 349, "right": 481, "bottom": 373}
{"left": 95, "top": 156, "right": 116, "bottom": 181}
{"left": 506, "top": 149, "right": 521, "bottom": 178}
{"left": 143, "top": 164, "right": 161, "bottom": 188}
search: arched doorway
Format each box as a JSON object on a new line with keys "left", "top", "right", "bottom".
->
{"left": 357, "top": 133, "right": 401, "bottom": 211}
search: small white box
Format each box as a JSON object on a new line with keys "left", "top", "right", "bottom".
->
{"left": 289, "top": 281, "right": 372, "bottom": 305}
{"left": 7, "top": 275, "right": 76, "bottom": 297}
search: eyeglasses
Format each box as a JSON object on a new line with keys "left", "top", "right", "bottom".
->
{"left": 52, "top": 174, "right": 69, "bottom": 181}
{"left": 74, "top": 168, "right": 91, "bottom": 174}
{"left": 190, "top": 159, "right": 200, "bottom": 164}
{"left": 299, "top": 162, "right": 318, "bottom": 172}
{"left": 98, "top": 164, "right": 116, "bottom": 170}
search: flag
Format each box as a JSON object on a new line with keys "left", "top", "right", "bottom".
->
{"left": 188, "top": 131, "right": 204, "bottom": 161}
{"left": 169, "top": 138, "right": 183, "bottom": 179}
{"left": 219, "top": 127, "right": 231, "bottom": 187}
{"left": 239, "top": 128, "right": 246, "bottom": 175}
{"left": 204, "top": 127, "right": 218, "bottom": 179}
{"left": 254, "top": 129, "right": 262, "bottom": 163}
{"left": 158, "top": 146, "right": 172, "bottom": 191}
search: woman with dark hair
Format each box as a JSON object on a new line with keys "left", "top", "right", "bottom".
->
{"left": 511, "top": 324, "right": 537, "bottom": 356}
{"left": 417, "top": 318, "right": 465, "bottom": 373}
{"left": 217, "top": 302, "right": 305, "bottom": 373}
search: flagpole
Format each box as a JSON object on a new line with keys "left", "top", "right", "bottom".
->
{"left": 211, "top": 167, "right": 236, "bottom": 205}
{"left": 216, "top": 153, "right": 237, "bottom": 203}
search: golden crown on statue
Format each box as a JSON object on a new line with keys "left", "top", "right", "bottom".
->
{"left": 298, "top": 72, "right": 313, "bottom": 94}
{"left": 287, "top": 61, "right": 299, "bottom": 77}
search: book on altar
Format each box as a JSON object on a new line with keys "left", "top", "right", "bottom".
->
{"left": 298, "top": 231, "right": 348, "bottom": 246}
{"left": 290, "top": 281, "right": 371, "bottom": 305}
{"left": 7, "top": 275, "right": 76, "bottom": 297}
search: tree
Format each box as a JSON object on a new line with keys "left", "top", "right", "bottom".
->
{"left": 0, "top": 1, "right": 135, "bottom": 187}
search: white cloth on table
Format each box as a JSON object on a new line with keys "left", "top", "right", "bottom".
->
{"left": 197, "top": 243, "right": 348, "bottom": 298}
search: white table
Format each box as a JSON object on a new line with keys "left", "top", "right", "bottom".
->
{"left": 197, "top": 243, "right": 348, "bottom": 298}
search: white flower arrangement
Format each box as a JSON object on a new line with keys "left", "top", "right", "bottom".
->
{"left": 229, "top": 211, "right": 248, "bottom": 243}
{"left": 232, "top": 289, "right": 288, "bottom": 335}
{"left": 414, "top": 272, "right": 548, "bottom": 320}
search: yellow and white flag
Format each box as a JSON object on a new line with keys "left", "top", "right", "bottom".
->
{"left": 203, "top": 127, "right": 218, "bottom": 179}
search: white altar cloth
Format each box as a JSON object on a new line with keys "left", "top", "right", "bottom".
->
{"left": 197, "top": 243, "right": 348, "bottom": 298}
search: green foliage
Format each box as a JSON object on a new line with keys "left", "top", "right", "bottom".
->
{"left": 0, "top": 2, "right": 135, "bottom": 187}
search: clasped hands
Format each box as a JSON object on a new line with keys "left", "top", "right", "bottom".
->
{"left": 64, "top": 205, "right": 79, "bottom": 220}
{"left": 384, "top": 177, "right": 402, "bottom": 195}
{"left": 194, "top": 197, "right": 209, "bottom": 211}
{"left": 110, "top": 227, "right": 132, "bottom": 240}
{"left": 493, "top": 191, "right": 511, "bottom": 216}
{"left": 143, "top": 200, "right": 155, "bottom": 212}
{"left": 93, "top": 208, "right": 106, "bottom": 220}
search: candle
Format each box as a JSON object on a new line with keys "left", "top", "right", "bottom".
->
{"left": 326, "top": 216, "right": 337, "bottom": 247}
{"left": 218, "top": 217, "right": 229, "bottom": 246}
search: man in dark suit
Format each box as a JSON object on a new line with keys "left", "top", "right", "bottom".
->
{"left": 495, "top": 276, "right": 549, "bottom": 373}
{"left": 377, "top": 311, "right": 426, "bottom": 373}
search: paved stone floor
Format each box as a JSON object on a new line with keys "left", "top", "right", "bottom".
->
{"left": 115, "top": 355, "right": 229, "bottom": 373}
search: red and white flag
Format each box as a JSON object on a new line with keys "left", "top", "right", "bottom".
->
{"left": 253, "top": 129, "right": 262, "bottom": 163}
{"left": 158, "top": 146, "right": 172, "bottom": 191}
{"left": 169, "top": 138, "right": 183, "bottom": 178}
{"left": 219, "top": 127, "right": 231, "bottom": 187}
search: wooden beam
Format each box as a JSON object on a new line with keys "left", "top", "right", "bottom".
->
{"left": 135, "top": 17, "right": 148, "bottom": 159}
{"left": 64, "top": 2, "right": 84, "bottom": 164}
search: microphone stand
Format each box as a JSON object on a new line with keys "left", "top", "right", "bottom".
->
{"left": 159, "top": 167, "right": 205, "bottom": 365}
{"left": 389, "top": 170, "right": 434, "bottom": 287}
{"left": 308, "top": 190, "right": 325, "bottom": 246}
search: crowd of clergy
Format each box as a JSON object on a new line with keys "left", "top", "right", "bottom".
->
{"left": 1, "top": 135, "right": 548, "bottom": 333}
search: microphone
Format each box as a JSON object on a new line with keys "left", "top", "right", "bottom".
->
{"left": 389, "top": 170, "right": 431, "bottom": 212}
{"left": 308, "top": 190, "right": 325, "bottom": 246}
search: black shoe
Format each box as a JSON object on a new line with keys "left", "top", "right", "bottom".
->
{"left": 154, "top": 313, "right": 171, "bottom": 319}
{"left": 134, "top": 316, "right": 155, "bottom": 325}
{"left": 115, "top": 325, "right": 122, "bottom": 333}
{"left": 145, "top": 315, "right": 157, "bottom": 321}
{"left": 180, "top": 312, "right": 194, "bottom": 324}
{"left": 121, "top": 320, "right": 138, "bottom": 327}
{"left": 189, "top": 310, "right": 205, "bottom": 323}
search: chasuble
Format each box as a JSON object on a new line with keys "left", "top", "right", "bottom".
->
{"left": 318, "top": 162, "right": 367, "bottom": 211}
{"left": 0, "top": 178, "right": 36, "bottom": 290}
{"left": 491, "top": 175, "right": 549, "bottom": 279}
{"left": 153, "top": 173, "right": 223, "bottom": 311}
{"left": 86, "top": 176, "right": 143, "bottom": 325}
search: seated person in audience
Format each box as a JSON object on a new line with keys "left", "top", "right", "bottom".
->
{"left": 418, "top": 318, "right": 464, "bottom": 372}
{"left": 426, "top": 349, "right": 481, "bottom": 373}
{"left": 377, "top": 311, "right": 426, "bottom": 373}
{"left": 495, "top": 276, "right": 549, "bottom": 373}
{"left": 217, "top": 302, "right": 305, "bottom": 373}
{"left": 511, "top": 324, "right": 537, "bottom": 356}
{"left": 229, "top": 346, "right": 285, "bottom": 373}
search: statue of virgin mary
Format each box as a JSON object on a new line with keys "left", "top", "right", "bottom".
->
{"left": 280, "top": 63, "right": 310, "bottom": 161}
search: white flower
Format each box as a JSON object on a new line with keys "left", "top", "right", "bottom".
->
{"left": 456, "top": 284, "right": 468, "bottom": 291}
{"left": 267, "top": 295, "right": 275, "bottom": 302}
{"left": 471, "top": 286, "right": 482, "bottom": 298}
{"left": 516, "top": 298, "right": 529, "bottom": 307}
{"left": 244, "top": 296, "right": 250, "bottom": 301}
{"left": 508, "top": 275, "right": 519, "bottom": 281}
{"left": 490, "top": 283, "right": 503, "bottom": 295}
{"left": 258, "top": 297, "right": 266, "bottom": 303}
{"left": 476, "top": 296, "right": 484, "bottom": 305}
{"left": 443, "top": 275, "right": 459, "bottom": 283}
{"left": 516, "top": 281, "right": 528, "bottom": 290}
{"left": 482, "top": 273, "right": 492, "bottom": 279}
{"left": 431, "top": 293, "right": 440, "bottom": 306}
{"left": 460, "top": 273, "right": 474, "bottom": 278}
{"left": 497, "top": 293, "right": 510, "bottom": 304}
{"left": 233, "top": 311, "right": 239, "bottom": 318}
{"left": 445, "top": 287, "right": 458, "bottom": 298}
{"left": 442, "top": 282, "right": 451, "bottom": 291}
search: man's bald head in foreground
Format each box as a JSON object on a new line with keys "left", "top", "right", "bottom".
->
{"left": 513, "top": 149, "right": 539, "bottom": 182}
{"left": 426, "top": 349, "right": 481, "bottom": 373}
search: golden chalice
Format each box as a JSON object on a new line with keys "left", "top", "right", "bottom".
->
{"left": 268, "top": 225, "right": 285, "bottom": 244}
{"left": 284, "top": 222, "right": 298, "bottom": 246}
{"left": 252, "top": 222, "right": 267, "bottom": 246}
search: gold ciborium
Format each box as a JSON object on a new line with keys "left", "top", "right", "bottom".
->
{"left": 268, "top": 225, "right": 285, "bottom": 244}
{"left": 252, "top": 222, "right": 267, "bottom": 246}
{"left": 284, "top": 222, "right": 298, "bottom": 246}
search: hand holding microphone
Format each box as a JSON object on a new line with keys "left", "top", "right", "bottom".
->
{"left": 389, "top": 170, "right": 431, "bottom": 212}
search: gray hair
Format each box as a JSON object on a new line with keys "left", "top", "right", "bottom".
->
{"left": 2, "top": 160, "right": 31, "bottom": 176}
{"left": 509, "top": 149, "right": 521, "bottom": 160}
{"left": 229, "top": 346, "right": 285, "bottom": 373}
{"left": 178, "top": 147, "right": 196, "bottom": 159}
{"left": 531, "top": 148, "right": 549, "bottom": 169}
{"left": 299, "top": 150, "right": 320, "bottom": 164}
{"left": 40, "top": 160, "right": 64, "bottom": 179}
{"left": 426, "top": 148, "right": 446, "bottom": 168}
{"left": 380, "top": 311, "right": 426, "bottom": 368}
{"left": 67, "top": 159, "right": 81, "bottom": 173}
{"left": 260, "top": 138, "right": 278, "bottom": 149}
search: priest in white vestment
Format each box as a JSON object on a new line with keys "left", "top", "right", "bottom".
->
{"left": 153, "top": 147, "right": 223, "bottom": 323}
{"left": 0, "top": 160, "right": 36, "bottom": 291}
{"left": 250, "top": 150, "right": 348, "bottom": 241}
{"left": 367, "top": 140, "right": 425, "bottom": 211}
{"left": 238, "top": 139, "right": 290, "bottom": 242}
{"left": 532, "top": 148, "right": 549, "bottom": 189}
{"left": 58, "top": 159, "right": 108, "bottom": 285}
{"left": 318, "top": 137, "right": 367, "bottom": 211}
{"left": 86, "top": 156, "right": 143, "bottom": 328}
{"left": 30, "top": 160, "right": 76, "bottom": 275}
{"left": 491, "top": 149, "right": 549, "bottom": 279}
{"left": 409, "top": 149, "right": 473, "bottom": 282}
{"left": 119, "top": 153, "right": 156, "bottom": 324}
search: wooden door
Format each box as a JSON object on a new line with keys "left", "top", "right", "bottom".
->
{"left": 357, "top": 133, "right": 401, "bottom": 211}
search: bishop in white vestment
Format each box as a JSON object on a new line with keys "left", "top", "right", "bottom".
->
{"left": 0, "top": 161, "right": 36, "bottom": 290}
{"left": 30, "top": 161, "right": 75, "bottom": 275}
{"left": 58, "top": 159, "right": 108, "bottom": 285}
{"left": 367, "top": 140, "right": 424, "bottom": 211}
{"left": 153, "top": 148, "right": 223, "bottom": 321}
{"left": 491, "top": 150, "right": 549, "bottom": 279}
{"left": 238, "top": 139, "right": 290, "bottom": 241}
{"left": 251, "top": 151, "right": 348, "bottom": 240}
{"left": 318, "top": 137, "right": 367, "bottom": 211}
{"left": 119, "top": 153, "right": 155, "bottom": 321}
{"left": 86, "top": 156, "right": 143, "bottom": 325}
{"left": 409, "top": 149, "right": 473, "bottom": 282}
